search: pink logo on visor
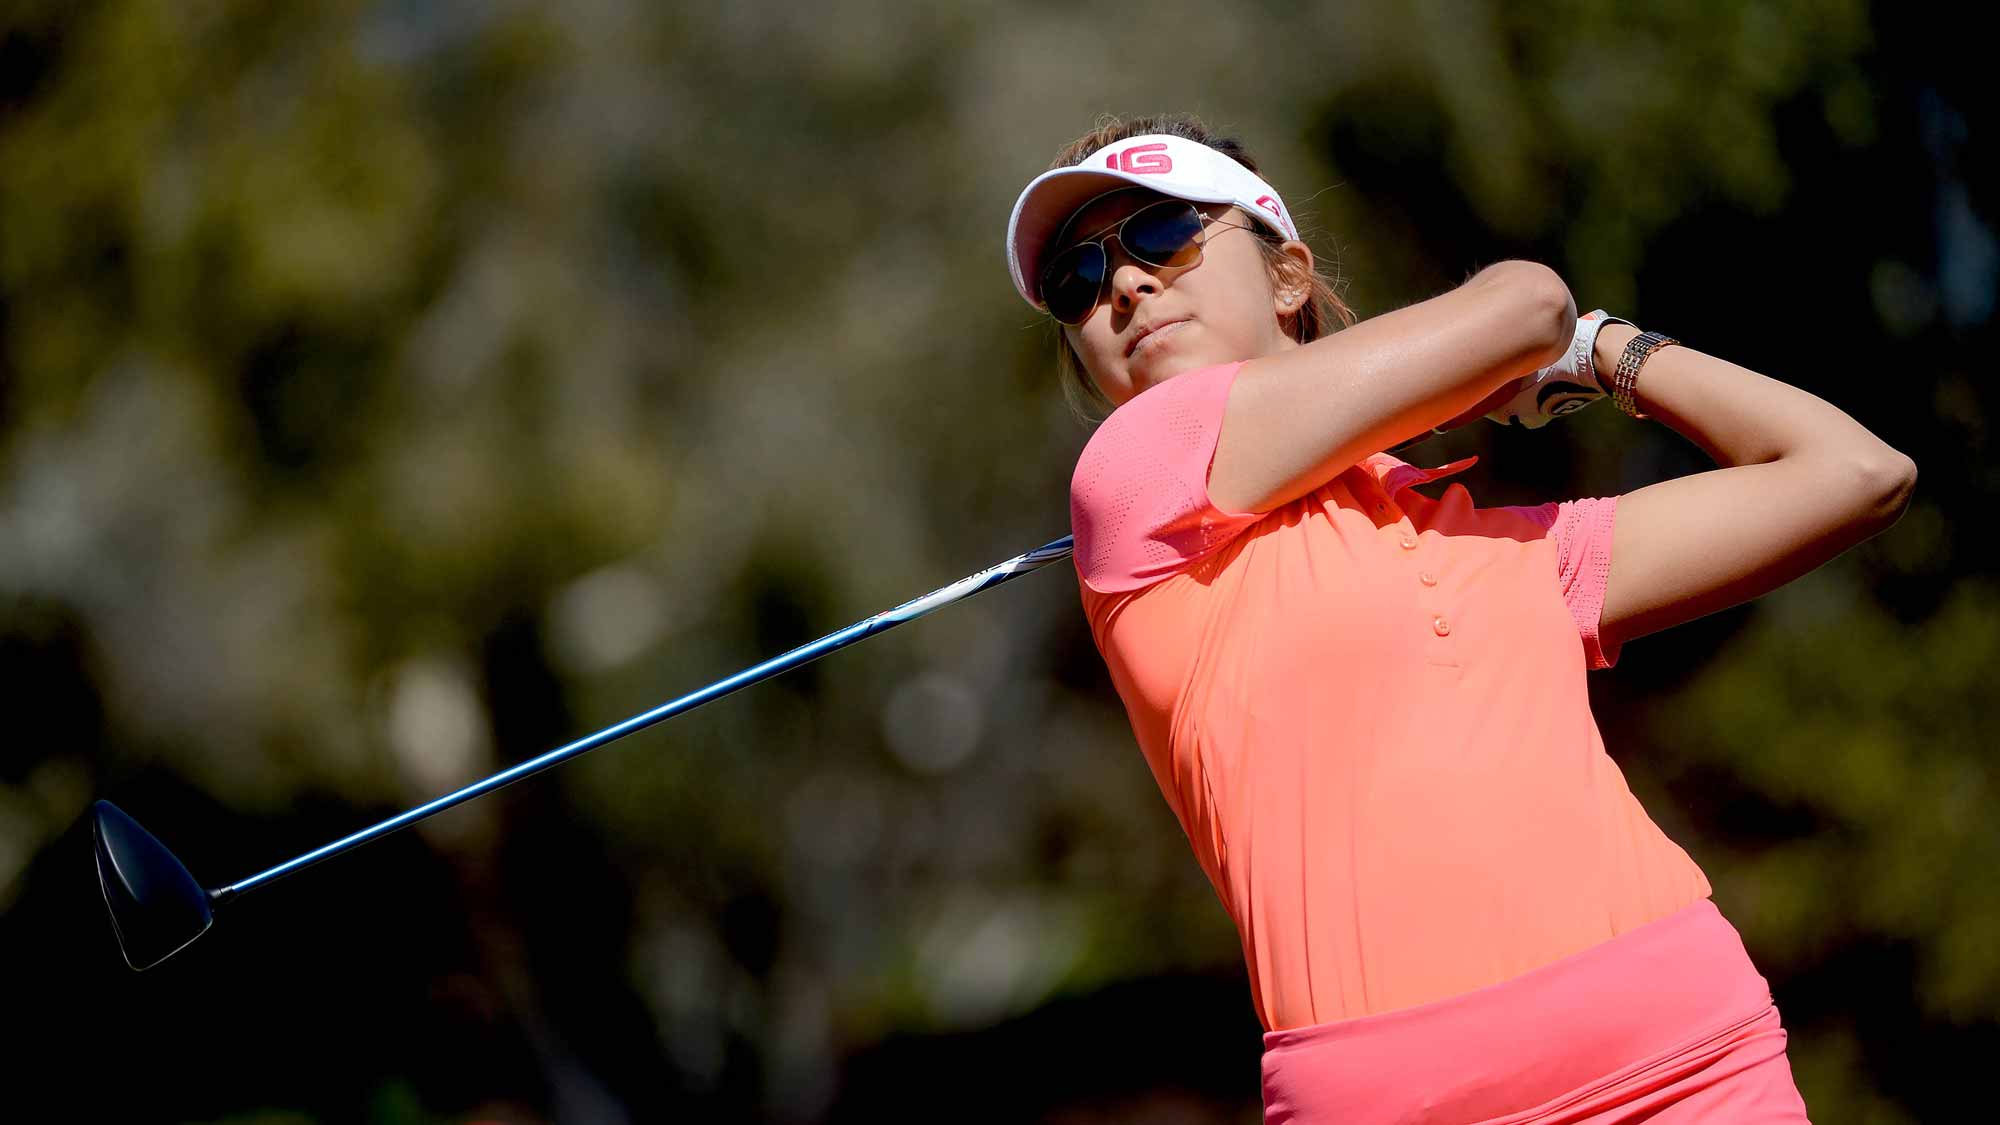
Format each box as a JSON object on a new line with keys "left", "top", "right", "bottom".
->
{"left": 1106, "top": 143, "right": 1173, "bottom": 174}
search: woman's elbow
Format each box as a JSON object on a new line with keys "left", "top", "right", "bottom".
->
{"left": 1855, "top": 449, "right": 1919, "bottom": 526}
{"left": 1479, "top": 259, "right": 1574, "bottom": 369}
{"left": 1515, "top": 260, "right": 1576, "bottom": 367}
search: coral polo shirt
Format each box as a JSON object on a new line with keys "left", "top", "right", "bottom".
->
{"left": 1070, "top": 361, "right": 1712, "bottom": 1032}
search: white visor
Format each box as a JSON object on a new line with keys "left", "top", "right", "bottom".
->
{"left": 1005, "top": 133, "right": 1299, "bottom": 309}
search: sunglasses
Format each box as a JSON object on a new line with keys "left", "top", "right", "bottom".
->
{"left": 1038, "top": 198, "right": 1258, "bottom": 326}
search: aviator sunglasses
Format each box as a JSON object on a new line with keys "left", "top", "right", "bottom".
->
{"left": 1039, "top": 196, "right": 1259, "bottom": 326}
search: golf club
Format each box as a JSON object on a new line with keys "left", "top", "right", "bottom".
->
{"left": 94, "top": 533, "right": 1077, "bottom": 970}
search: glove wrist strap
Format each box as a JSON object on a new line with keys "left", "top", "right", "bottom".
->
{"left": 1572, "top": 311, "right": 1635, "bottom": 394}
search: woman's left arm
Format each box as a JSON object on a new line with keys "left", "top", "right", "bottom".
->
{"left": 1590, "top": 322, "right": 1918, "bottom": 651}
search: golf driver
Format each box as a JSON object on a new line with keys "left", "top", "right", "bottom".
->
{"left": 94, "top": 533, "right": 1076, "bottom": 970}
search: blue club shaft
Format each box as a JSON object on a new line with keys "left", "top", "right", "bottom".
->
{"left": 214, "top": 534, "right": 1077, "bottom": 904}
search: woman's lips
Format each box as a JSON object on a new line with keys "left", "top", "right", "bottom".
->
{"left": 1130, "top": 319, "right": 1189, "bottom": 356}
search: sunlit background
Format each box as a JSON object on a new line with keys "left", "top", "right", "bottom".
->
{"left": 1, "top": 1, "right": 1990, "bottom": 1121}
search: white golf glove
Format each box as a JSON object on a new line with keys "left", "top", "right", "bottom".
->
{"left": 1483, "top": 309, "right": 1635, "bottom": 428}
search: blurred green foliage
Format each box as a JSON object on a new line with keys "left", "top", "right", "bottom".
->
{"left": 0, "top": 1, "right": 1990, "bottom": 1122}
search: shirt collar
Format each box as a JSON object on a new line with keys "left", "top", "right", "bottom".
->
{"left": 1355, "top": 451, "right": 1479, "bottom": 495}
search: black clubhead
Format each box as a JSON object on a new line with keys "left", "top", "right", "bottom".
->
{"left": 92, "top": 800, "right": 216, "bottom": 970}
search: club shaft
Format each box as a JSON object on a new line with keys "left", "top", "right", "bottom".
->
{"left": 216, "top": 534, "right": 1077, "bottom": 903}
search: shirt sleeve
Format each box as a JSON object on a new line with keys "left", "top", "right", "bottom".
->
{"left": 1069, "top": 361, "right": 1266, "bottom": 594}
{"left": 1514, "top": 496, "right": 1625, "bottom": 670}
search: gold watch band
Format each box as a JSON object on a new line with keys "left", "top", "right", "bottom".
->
{"left": 1613, "top": 331, "right": 1679, "bottom": 419}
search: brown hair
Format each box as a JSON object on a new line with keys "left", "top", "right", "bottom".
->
{"left": 1043, "top": 113, "right": 1357, "bottom": 422}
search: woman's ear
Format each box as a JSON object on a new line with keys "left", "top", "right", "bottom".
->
{"left": 1270, "top": 240, "right": 1315, "bottom": 311}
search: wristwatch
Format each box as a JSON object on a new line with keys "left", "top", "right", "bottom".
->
{"left": 1612, "top": 331, "right": 1679, "bottom": 419}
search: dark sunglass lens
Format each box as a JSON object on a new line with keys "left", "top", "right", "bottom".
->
{"left": 1123, "top": 202, "right": 1206, "bottom": 268}
{"left": 1041, "top": 244, "right": 1106, "bottom": 324}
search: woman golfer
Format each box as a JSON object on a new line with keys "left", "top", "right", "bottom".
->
{"left": 1006, "top": 114, "right": 1914, "bottom": 1122}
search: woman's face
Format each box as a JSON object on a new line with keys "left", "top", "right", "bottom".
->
{"left": 1055, "top": 189, "right": 1311, "bottom": 408}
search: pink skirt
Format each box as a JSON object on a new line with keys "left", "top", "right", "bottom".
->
{"left": 1259, "top": 898, "right": 1812, "bottom": 1123}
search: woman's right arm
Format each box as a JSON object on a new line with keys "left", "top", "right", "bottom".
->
{"left": 1208, "top": 260, "right": 1575, "bottom": 513}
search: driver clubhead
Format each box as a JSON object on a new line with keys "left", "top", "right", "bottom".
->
{"left": 92, "top": 800, "right": 215, "bottom": 970}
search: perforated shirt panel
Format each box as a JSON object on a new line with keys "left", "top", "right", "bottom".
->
{"left": 1069, "top": 362, "right": 1263, "bottom": 594}
{"left": 1503, "top": 497, "right": 1626, "bottom": 670}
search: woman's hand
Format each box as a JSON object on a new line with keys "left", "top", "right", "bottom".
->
{"left": 1427, "top": 311, "right": 1634, "bottom": 433}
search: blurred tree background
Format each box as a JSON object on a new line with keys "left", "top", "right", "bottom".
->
{"left": 0, "top": 0, "right": 1989, "bottom": 1121}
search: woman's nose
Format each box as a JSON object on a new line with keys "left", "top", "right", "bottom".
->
{"left": 1108, "top": 255, "right": 1162, "bottom": 312}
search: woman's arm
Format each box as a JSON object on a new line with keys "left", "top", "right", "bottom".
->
{"left": 1593, "top": 322, "right": 1918, "bottom": 650}
{"left": 1208, "top": 260, "right": 1574, "bottom": 513}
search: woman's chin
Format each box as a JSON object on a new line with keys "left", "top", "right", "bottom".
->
{"left": 1131, "top": 355, "right": 1207, "bottom": 388}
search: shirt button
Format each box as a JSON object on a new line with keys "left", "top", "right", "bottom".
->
{"left": 1433, "top": 616, "right": 1451, "bottom": 636}
{"left": 1400, "top": 534, "right": 1419, "bottom": 550}
{"left": 1419, "top": 571, "right": 1438, "bottom": 586}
